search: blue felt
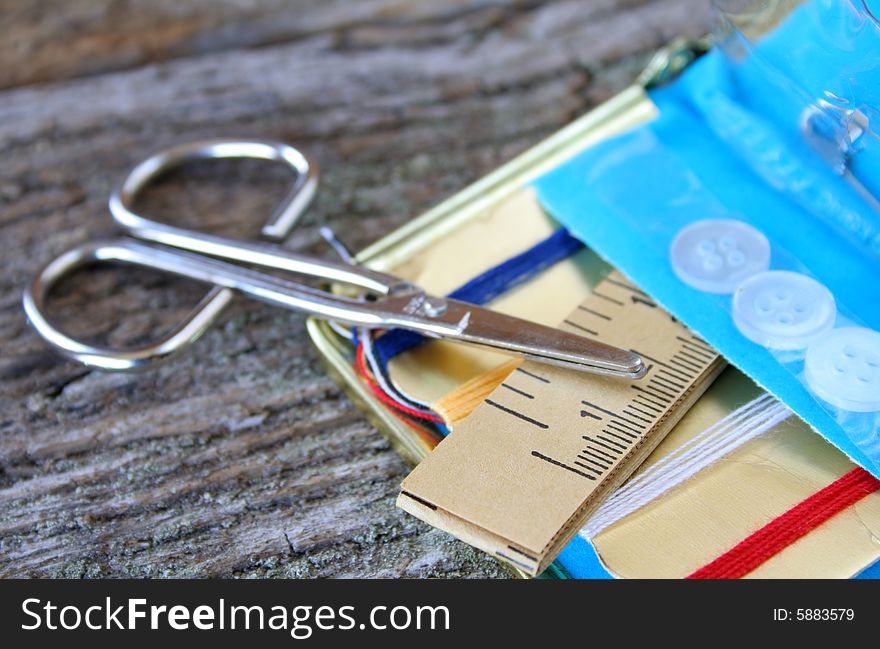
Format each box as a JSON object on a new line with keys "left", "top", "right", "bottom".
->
{"left": 556, "top": 535, "right": 614, "bottom": 579}
{"left": 854, "top": 557, "right": 880, "bottom": 579}
{"left": 533, "top": 0, "right": 880, "bottom": 477}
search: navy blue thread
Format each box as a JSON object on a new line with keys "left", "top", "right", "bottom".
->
{"left": 373, "top": 228, "right": 584, "bottom": 366}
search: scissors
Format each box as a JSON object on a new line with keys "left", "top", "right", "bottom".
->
{"left": 22, "top": 139, "right": 646, "bottom": 379}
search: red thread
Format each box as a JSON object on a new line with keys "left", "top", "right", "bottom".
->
{"left": 687, "top": 467, "right": 880, "bottom": 579}
{"left": 354, "top": 343, "right": 444, "bottom": 424}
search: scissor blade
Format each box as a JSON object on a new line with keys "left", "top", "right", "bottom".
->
{"left": 397, "top": 296, "right": 646, "bottom": 379}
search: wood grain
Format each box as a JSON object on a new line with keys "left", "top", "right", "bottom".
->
{"left": 0, "top": 0, "right": 711, "bottom": 577}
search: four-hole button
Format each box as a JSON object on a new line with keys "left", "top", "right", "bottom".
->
{"left": 805, "top": 328, "right": 880, "bottom": 412}
{"left": 670, "top": 219, "right": 770, "bottom": 294}
{"left": 732, "top": 270, "right": 836, "bottom": 350}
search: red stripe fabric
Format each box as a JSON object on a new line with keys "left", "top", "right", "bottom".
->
{"left": 687, "top": 467, "right": 880, "bottom": 579}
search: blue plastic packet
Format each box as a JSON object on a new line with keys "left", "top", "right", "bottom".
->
{"left": 535, "top": 0, "right": 880, "bottom": 489}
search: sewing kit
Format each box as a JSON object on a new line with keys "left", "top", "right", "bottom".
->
{"left": 399, "top": 268, "right": 724, "bottom": 575}
{"left": 23, "top": 0, "right": 880, "bottom": 579}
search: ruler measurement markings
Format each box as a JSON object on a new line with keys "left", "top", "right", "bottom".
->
{"left": 673, "top": 348, "right": 705, "bottom": 364}
{"left": 680, "top": 344, "right": 714, "bottom": 361}
{"left": 584, "top": 435, "right": 625, "bottom": 456}
{"left": 639, "top": 383, "right": 676, "bottom": 401}
{"left": 591, "top": 290, "right": 624, "bottom": 306}
{"left": 579, "top": 399, "right": 621, "bottom": 419}
{"left": 616, "top": 409, "right": 652, "bottom": 425}
{"left": 577, "top": 305, "right": 612, "bottom": 321}
{"left": 484, "top": 399, "right": 548, "bottom": 429}
{"left": 653, "top": 374, "right": 685, "bottom": 392}
{"left": 592, "top": 416, "right": 643, "bottom": 438}
{"left": 631, "top": 388, "right": 668, "bottom": 409}
{"left": 500, "top": 383, "right": 535, "bottom": 399}
{"left": 636, "top": 352, "right": 694, "bottom": 381}
{"left": 596, "top": 433, "right": 628, "bottom": 451}
{"left": 682, "top": 340, "right": 714, "bottom": 356}
{"left": 495, "top": 551, "right": 534, "bottom": 571}
{"left": 669, "top": 354, "right": 702, "bottom": 372}
{"left": 580, "top": 400, "right": 646, "bottom": 429}
{"left": 625, "top": 399, "right": 660, "bottom": 415}
{"left": 633, "top": 398, "right": 663, "bottom": 413}
{"left": 399, "top": 269, "right": 723, "bottom": 575}
{"left": 631, "top": 384, "right": 673, "bottom": 403}
{"left": 682, "top": 346, "right": 714, "bottom": 362}
{"left": 578, "top": 454, "right": 610, "bottom": 470}
{"left": 606, "top": 423, "right": 639, "bottom": 440}
{"left": 676, "top": 336, "right": 715, "bottom": 357}
{"left": 650, "top": 379, "right": 686, "bottom": 397}
{"left": 574, "top": 461, "right": 603, "bottom": 476}
{"left": 581, "top": 438, "right": 617, "bottom": 461}
{"left": 646, "top": 373, "right": 681, "bottom": 385}
{"left": 677, "top": 349, "right": 708, "bottom": 366}
{"left": 605, "top": 277, "right": 648, "bottom": 296}
{"left": 648, "top": 381, "right": 679, "bottom": 399}
{"left": 532, "top": 451, "right": 596, "bottom": 480}
{"left": 604, "top": 419, "right": 643, "bottom": 438}
{"left": 474, "top": 268, "right": 714, "bottom": 532}
{"left": 653, "top": 367, "right": 685, "bottom": 390}
{"left": 515, "top": 367, "right": 550, "bottom": 383}
{"left": 631, "top": 350, "right": 694, "bottom": 381}
{"left": 598, "top": 416, "right": 644, "bottom": 436}
{"left": 563, "top": 319, "right": 599, "bottom": 336}
{"left": 657, "top": 368, "right": 687, "bottom": 385}
{"left": 580, "top": 449, "right": 613, "bottom": 467}
{"left": 624, "top": 403, "right": 657, "bottom": 419}
{"left": 583, "top": 449, "right": 616, "bottom": 466}
{"left": 668, "top": 360, "right": 700, "bottom": 378}
{"left": 506, "top": 546, "right": 538, "bottom": 561}
{"left": 630, "top": 295, "right": 658, "bottom": 308}
{"left": 584, "top": 445, "right": 620, "bottom": 464}
{"left": 664, "top": 364, "right": 696, "bottom": 382}
{"left": 602, "top": 429, "right": 634, "bottom": 446}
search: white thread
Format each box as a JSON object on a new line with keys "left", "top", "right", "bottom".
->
{"left": 319, "top": 226, "right": 434, "bottom": 413}
{"left": 582, "top": 395, "right": 790, "bottom": 537}
{"left": 583, "top": 397, "right": 787, "bottom": 536}
{"left": 621, "top": 393, "right": 774, "bottom": 486}
{"left": 359, "top": 327, "right": 436, "bottom": 413}
{"left": 587, "top": 403, "right": 789, "bottom": 534}
{"left": 581, "top": 393, "right": 792, "bottom": 539}
{"left": 593, "top": 393, "right": 776, "bottom": 510}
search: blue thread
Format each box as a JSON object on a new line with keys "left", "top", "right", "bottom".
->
{"left": 373, "top": 228, "right": 583, "bottom": 365}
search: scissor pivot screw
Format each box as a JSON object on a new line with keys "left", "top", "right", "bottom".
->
{"left": 423, "top": 297, "right": 448, "bottom": 317}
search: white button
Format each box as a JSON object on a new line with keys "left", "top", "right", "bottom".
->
{"left": 670, "top": 219, "right": 770, "bottom": 293}
{"left": 732, "top": 271, "right": 836, "bottom": 350}
{"left": 805, "top": 327, "right": 880, "bottom": 412}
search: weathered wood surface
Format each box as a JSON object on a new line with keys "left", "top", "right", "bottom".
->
{"left": 0, "top": 0, "right": 711, "bottom": 577}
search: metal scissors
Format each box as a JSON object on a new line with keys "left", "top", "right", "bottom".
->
{"left": 22, "top": 139, "right": 646, "bottom": 379}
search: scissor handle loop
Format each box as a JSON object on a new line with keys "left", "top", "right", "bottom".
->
{"left": 109, "top": 139, "right": 318, "bottom": 243}
{"left": 23, "top": 240, "right": 233, "bottom": 371}
{"left": 26, "top": 139, "right": 318, "bottom": 370}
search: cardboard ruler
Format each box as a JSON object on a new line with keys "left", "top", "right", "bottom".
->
{"left": 398, "top": 270, "right": 724, "bottom": 575}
